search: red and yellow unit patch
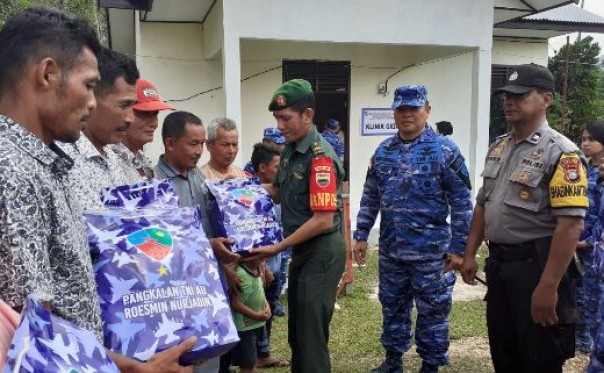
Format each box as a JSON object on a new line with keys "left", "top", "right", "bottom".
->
{"left": 549, "top": 153, "right": 588, "bottom": 208}
{"left": 309, "top": 156, "right": 337, "bottom": 212}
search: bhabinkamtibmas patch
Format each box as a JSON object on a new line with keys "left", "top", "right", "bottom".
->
{"left": 549, "top": 153, "right": 588, "bottom": 208}
{"left": 310, "top": 156, "right": 337, "bottom": 212}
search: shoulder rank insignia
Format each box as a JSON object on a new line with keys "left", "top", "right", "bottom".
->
{"left": 530, "top": 132, "right": 542, "bottom": 143}
{"left": 311, "top": 141, "right": 324, "bottom": 156}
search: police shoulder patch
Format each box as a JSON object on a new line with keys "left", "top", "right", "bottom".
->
{"left": 549, "top": 152, "right": 588, "bottom": 208}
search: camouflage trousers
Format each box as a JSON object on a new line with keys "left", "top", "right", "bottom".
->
{"left": 378, "top": 252, "right": 456, "bottom": 366}
{"left": 587, "top": 248, "right": 604, "bottom": 372}
{"left": 576, "top": 248, "right": 604, "bottom": 352}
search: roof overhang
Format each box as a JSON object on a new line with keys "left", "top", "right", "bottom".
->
{"left": 496, "top": 4, "right": 604, "bottom": 34}
{"left": 494, "top": 0, "right": 578, "bottom": 23}
{"left": 103, "top": 0, "right": 586, "bottom": 54}
{"left": 493, "top": 27, "right": 569, "bottom": 38}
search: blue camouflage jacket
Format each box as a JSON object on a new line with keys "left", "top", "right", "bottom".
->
{"left": 322, "top": 131, "right": 344, "bottom": 160}
{"left": 580, "top": 163, "right": 600, "bottom": 245}
{"left": 353, "top": 125, "right": 472, "bottom": 260}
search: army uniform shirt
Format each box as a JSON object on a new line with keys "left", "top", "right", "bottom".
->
{"left": 354, "top": 125, "right": 472, "bottom": 260}
{"left": 0, "top": 116, "right": 103, "bottom": 336}
{"left": 273, "top": 126, "right": 345, "bottom": 237}
{"left": 477, "top": 121, "right": 587, "bottom": 245}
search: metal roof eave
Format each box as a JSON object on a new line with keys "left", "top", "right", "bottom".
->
{"left": 496, "top": 20, "right": 604, "bottom": 33}
{"left": 494, "top": 0, "right": 578, "bottom": 23}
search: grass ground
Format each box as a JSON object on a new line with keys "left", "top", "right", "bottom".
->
{"left": 263, "top": 248, "right": 494, "bottom": 373}
{"left": 257, "top": 247, "right": 589, "bottom": 372}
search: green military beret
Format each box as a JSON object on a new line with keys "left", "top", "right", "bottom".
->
{"left": 268, "top": 79, "right": 313, "bottom": 111}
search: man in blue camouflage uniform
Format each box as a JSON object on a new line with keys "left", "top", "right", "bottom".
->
{"left": 353, "top": 85, "right": 473, "bottom": 373}
{"left": 321, "top": 129, "right": 344, "bottom": 161}
{"left": 587, "top": 175, "right": 604, "bottom": 372}
{"left": 577, "top": 122, "right": 604, "bottom": 353}
{"left": 244, "top": 127, "right": 286, "bottom": 176}
{"left": 587, "top": 222, "right": 604, "bottom": 372}
{"left": 588, "top": 296, "right": 604, "bottom": 372}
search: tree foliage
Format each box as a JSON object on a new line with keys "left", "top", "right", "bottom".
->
{"left": 548, "top": 36, "right": 604, "bottom": 144}
{"left": 0, "top": 0, "right": 108, "bottom": 45}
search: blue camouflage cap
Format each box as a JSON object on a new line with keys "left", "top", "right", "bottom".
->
{"left": 326, "top": 118, "right": 340, "bottom": 129}
{"left": 263, "top": 127, "right": 286, "bottom": 144}
{"left": 391, "top": 85, "right": 428, "bottom": 109}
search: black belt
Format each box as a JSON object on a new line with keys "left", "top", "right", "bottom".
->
{"left": 488, "top": 241, "right": 537, "bottom": 262}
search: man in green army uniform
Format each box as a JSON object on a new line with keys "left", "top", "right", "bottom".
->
{"left": 248, "top": 79, "right": 346, "bottom": 373}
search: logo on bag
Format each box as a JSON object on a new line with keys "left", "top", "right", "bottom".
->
{"left": 127, "top": 228, "right": 173, "bottom": 261}
{"left": 231, "top": 188, "right": 255, "bottom": 207}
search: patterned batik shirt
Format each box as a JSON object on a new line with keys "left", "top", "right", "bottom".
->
{"left": 59, "top": 134, "right": 134, "bottom": 214}
{"left": 0, "top": 116, "right": 103, "bottom": 336}
{"left": 111, "top": 143, "right": 153, "bottom": 183}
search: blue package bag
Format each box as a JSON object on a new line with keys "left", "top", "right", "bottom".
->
{"left": 206, "top": 178, "right": 283, "bottom": 255}
{"left": 100, "top": 179, "right": 179, "bottom": 209}
{"left": 4, "top": 295, "right": 120, "bottom": 373}
{"left": 85, "top": 207, "right": 239, "bottom": 365}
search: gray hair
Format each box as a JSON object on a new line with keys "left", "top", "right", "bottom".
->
{"left": 206, "top": 117, "right": 238, "bottom": 143}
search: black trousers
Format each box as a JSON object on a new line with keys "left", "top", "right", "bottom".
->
{"left": 485, "top": 241, "right": 577, "bottom": 373}
{"left": 219, "top": 327, "right": 264, "bottom": 371}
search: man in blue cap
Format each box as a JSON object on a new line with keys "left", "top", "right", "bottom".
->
{"left": 322, "top": 120, "right": 345, "bottom": 161}
{"left": 326, "top": 118, "right": 345, "bottom": 144}
{"left": 354, "top": 85, "right": 473, "bottom": 373}
{"left": 244, "top": 127, "right": 286, "bottom": 176}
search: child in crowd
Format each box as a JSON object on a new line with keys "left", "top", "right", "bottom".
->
{"left": 251, "top": 142, "right": 290, "bottom": 368}
{"left": 220, "top": 257, "right": 271, "bottom": 373}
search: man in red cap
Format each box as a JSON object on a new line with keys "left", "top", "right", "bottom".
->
{"left": 113, "top": 78, "right": 174, "bottom": 181}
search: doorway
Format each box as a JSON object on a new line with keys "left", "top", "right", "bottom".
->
{"left": 282, "top": 60, "right": 351, "bottom": 177}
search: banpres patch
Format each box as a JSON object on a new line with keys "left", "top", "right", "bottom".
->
{"left": 310, "top": 156, "right": 338, "bottom": 212}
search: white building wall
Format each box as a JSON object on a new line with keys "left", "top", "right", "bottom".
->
{"left": 239, "top": 40, "right": 475, "bottom": 226}
{"left": 137, "top": 22, "right": 225, "bottom": 166}
{"left": 132, "top": 0, "right": 538, "bottom": 233}
{"left": 226, "top": 0, "right": 494, "bottom": 49}
{"left": 492, "top": 39, "right": 549, "bottom": 66}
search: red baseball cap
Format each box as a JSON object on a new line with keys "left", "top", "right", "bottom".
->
{"left": 133, "top": 79, "right": 175, "bottom": 111}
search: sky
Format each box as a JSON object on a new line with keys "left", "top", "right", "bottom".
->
{"left": 548, "top": 0, "right": 604, "bottom": 56}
